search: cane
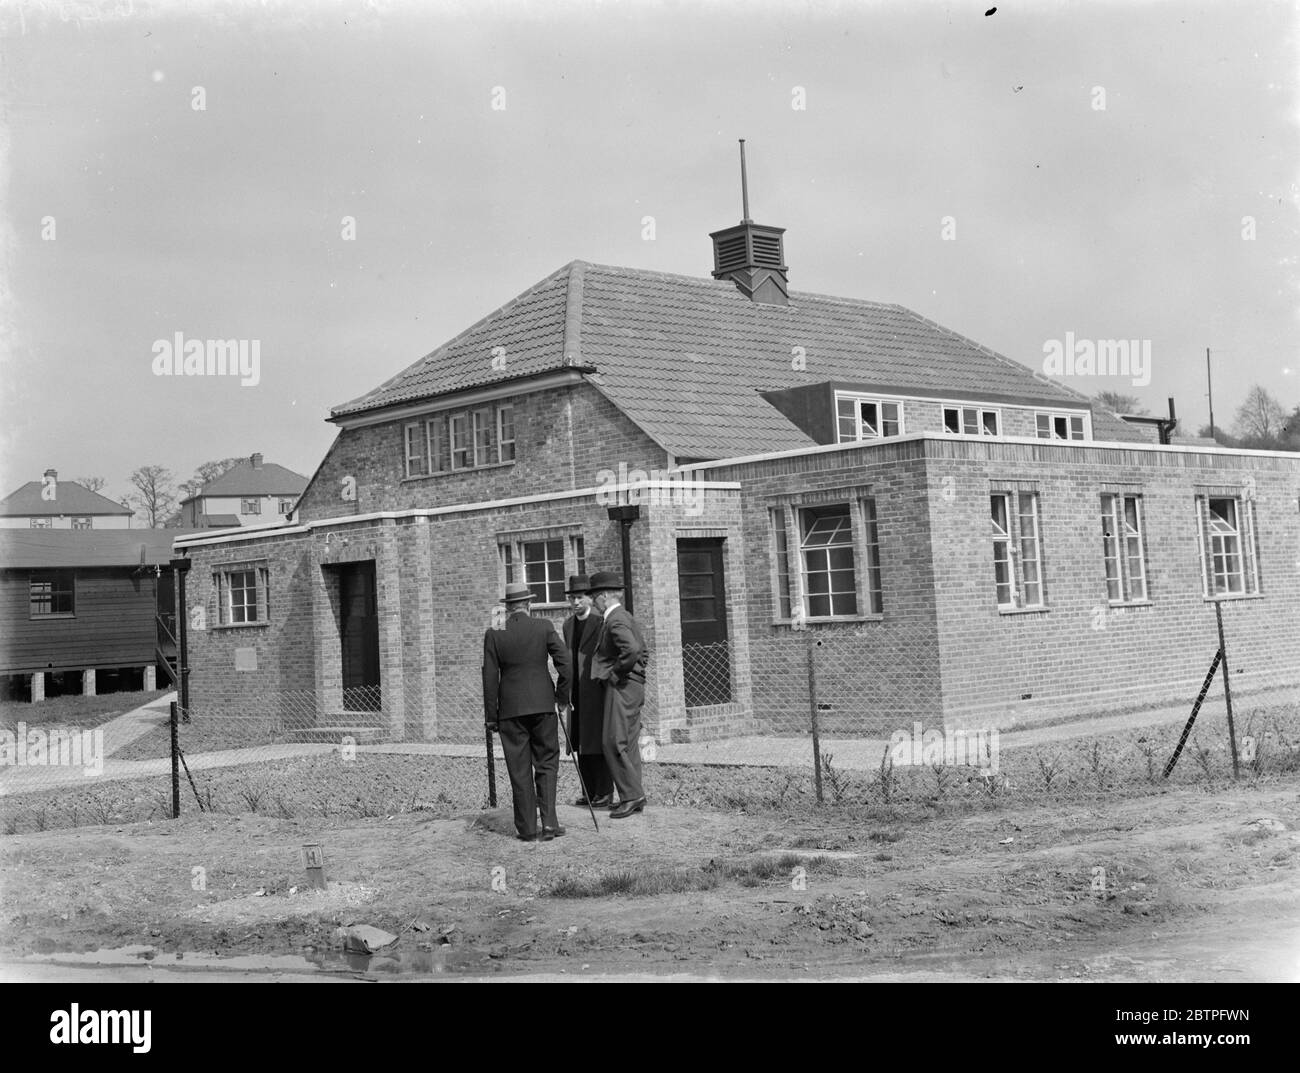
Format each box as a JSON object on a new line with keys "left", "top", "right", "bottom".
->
{"left": 557, "top": 704, "right": 600, "bottom": 832}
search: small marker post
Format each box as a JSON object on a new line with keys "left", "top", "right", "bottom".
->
{"left": 300, "top": 843, "right": 328, "bottom": 890}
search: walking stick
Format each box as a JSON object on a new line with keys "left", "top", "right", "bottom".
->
{"left": 557, "top": 705, "right": 600, "bottom": 832}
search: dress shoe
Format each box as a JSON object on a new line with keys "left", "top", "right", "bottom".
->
{"left": 572, "top": 796, "right": 591, "bottom": 807}
{"left": 589, "top": 794, "right": 614, "bottom": 809}
{"left": 608, "top": 798, "right": 645, "bottom": 819}
{"left": 542, "top": 826, "right": 565, "bottom": 839}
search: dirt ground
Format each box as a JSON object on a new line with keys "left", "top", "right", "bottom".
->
{"left": 2, "top": 781, "right": 1298, "bottom": 981}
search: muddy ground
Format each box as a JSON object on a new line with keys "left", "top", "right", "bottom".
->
{"left": 2, "top": 779, "right": 1298, "bottom": 981}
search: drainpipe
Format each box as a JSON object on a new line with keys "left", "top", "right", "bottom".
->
{"left": 606, "top": 505, "right": 640, "bottom": 614}
{"left": 170, "top": 557, "right": 192, "bottom": 722}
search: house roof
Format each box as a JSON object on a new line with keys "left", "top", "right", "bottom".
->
{"left": 331, "top": 260, "right": 1149, "bottom": 458}
{"left": 201, "top": 514, "right": 241, "bottom": 527}
{"left": 0, "top": 481, "right": 133, "bottom": 518}
{"left": 0, "top": 529, "right": 202, "bottom": 569}
{"left": 185, "top": 459, "right": 308, "bottom": 501}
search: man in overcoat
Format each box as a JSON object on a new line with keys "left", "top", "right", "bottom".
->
{"left": 482, "top": 582, "right": 572, "bottom": 841}
{"left": 561, "top": 574, "right": 613, "bottom": 808}
{"left": 588, "top": 570, "right": 649, "bottom": 819}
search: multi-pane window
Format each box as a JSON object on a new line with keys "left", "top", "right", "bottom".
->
{"left": 524, "top": 539, "right": 566, "bottom": 604}
{"left": 71, "top": 517, "right": 92, "bottom": 530}
{"left": 498, "top": 534, "right": 580, "bottom": 605}
{"left": 405, "top": 423, "right": 427, "bottom": 478}
{"left": 409, "top": 404, "right": 516, "bottom": 475}
{"left": 278, "top": 499, "right": 293, "bottom": 515}
{"left": 450, "top": 413, "right": 472, "bottom": 470}
{"left": 771, "top": 509, "right": 792, "bottom": 619}
{"left": 769, "top": 499, "right": 882, "bottom": 621}
{"left": 991, "top": 493, "right": 1046, "bottom": 609}
{"left": 497, "top": 405, "right": 516, "bottom": 462}
{"left": 835, "top": 394, "right": 903, "bottom": 442}
{"left": 29, "top": 517, "right": 52, "bottom": 529}
{"left": 214, "top": 566, "right": 269, "bottom": 625}
{"left": 1035, "top": 412, "right": 1086, "bottom": 440}
{"left": 1101, "top": 494, "right": 1147, "bottom": 603}
{"left": 472, "top": 408, "right": 496, "bottom": 467}
{"left": 1196, "top": 496, "right": 1260, "bottom": 597}
{"left": 799, "top": 505, "right": 858, "bottom": 617}
{"left": 944, "top": 406, "right": 1000, "bottom": 436}
{"left": 241, "top": 498, "right": 262, "bottom": 515}
{"left": 30, "top": 571, "right": 74, "bottom": 616}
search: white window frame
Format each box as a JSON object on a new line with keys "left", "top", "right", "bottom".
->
{"left": 240, "top": 498, "right": 262, "bottom": 515}
{"left": 497, "top": 404, "right": 516, "bottom": 462}
{"left": 214, "top": 564, "right": 270, "bottom": 627}
{"left": 768, "top": 495, "right": 883, "bottom": 623}
{"left": 1035, "top": 410, "right": 1089, "bottom": 441}
{"left": 834, "top": 392, "right": 905, "bottom": 443}
{"left": 472, "top": 407, "right": 495, "bottom": 467}
{"left": 497, "top": 528, "right": 585, "bottom": 609}
{"left": 1196, "top": 495, "right": 1260, "bottom": 598}
{"left": 943, "top": 404, "right": 1001, "bottom": 437}
{"left": 71, "top": 516, "right": 92, "bottom": 530}
{"left": 991, "top": 492, "right": 1047, "bottom": 610}
{"left": 449, "top": 413, "right": 472, "bottom": 470}
{"left": 1101, "top": 493, "right": 1148, "bottom": 603}
{"left": 404, "top": 421, "right": 427, "bottom": 478}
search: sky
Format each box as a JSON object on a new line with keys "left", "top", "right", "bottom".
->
{"left": 1, "top": 0, "right": 1297, "bottom": 511}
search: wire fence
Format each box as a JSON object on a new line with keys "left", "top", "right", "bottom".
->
{"left": 2, "top": 615, "right": 1298, "bottom": 833}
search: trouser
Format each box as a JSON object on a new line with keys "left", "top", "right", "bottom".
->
{"left": 498, "top": 710, "right": 559, "bottom": 836}
{"left": 577, "top": 752, "right": 614, "bottom": 800}
{"left": 601, "top": 679, "right": 645, "bottom": 804}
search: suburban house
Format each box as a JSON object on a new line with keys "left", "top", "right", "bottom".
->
{"left": 0, "top": 470, "right": 134, "bottom": 529}
{"left": 0, "top": 528, "right": 198, "bottom": 701}
{"left": 172, "top": 208, "right": 1300, "bottom": 744}
{"left": 175, "top": 453, "right": 309, "bottom": 529}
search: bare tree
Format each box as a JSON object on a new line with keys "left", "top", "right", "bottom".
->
{"left": 1232, "top": 385, "right": 1288, "bottom": 444}
{"left": 128, "top": 466, "right": 178, "bottom": 529}
{"left": 75, "top": 475, "right": 107, "bottom": 492}
{"left": 1094, "top": 391, "right": 1147, "bottom": 415}
{"left": 179, "top": 456, "right": 246, "bottom": 500}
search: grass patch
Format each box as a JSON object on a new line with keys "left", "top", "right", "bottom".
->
{"left": 543, "top": 852, "right": 840, "bottom": 898}
{"left": 0, "top": 690, "right": 169, "bottom": 730}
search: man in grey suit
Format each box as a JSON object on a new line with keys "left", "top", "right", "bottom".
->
{"left": 562, "top": 574, "right": 613, "bottom": 808}
{"left": 482, "top": 582, "right": 572, "bottom": 842}
{"left": 588, "top": 571, "right": 648, "bottom": 819}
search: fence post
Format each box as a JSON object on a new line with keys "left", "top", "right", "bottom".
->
{"left": 807, "top": 633, "right": 824, "bottom": 804}
{"left": 170, "top": 700, "right": 180, "bottom": 819}
{"left": 1215, "top": 601, "right": 1239, "bottom": 778}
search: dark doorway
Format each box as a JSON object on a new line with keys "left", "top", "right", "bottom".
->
{"left": 338, "top": 562, "right": 381, "bottom": 712}
{"left": 676, "top": 538, "right": 732, "bottom": 707}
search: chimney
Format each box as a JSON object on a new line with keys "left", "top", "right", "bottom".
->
{"left": 250, "top": 453, "right": 263, "bottom": 469}
{"left": 43, "top": 468, "right": 57, "bottom": 480}
{"left": 710, "top": 140, "right": 789, "bottom": 307}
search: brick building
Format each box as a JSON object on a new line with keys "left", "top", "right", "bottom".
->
{"left": 174, "top": 212, "right": 1300, "bottom": 743}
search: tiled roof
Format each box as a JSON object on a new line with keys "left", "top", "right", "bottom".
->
{"left": 201, "top": 514, "right": 241, "bottom": 527}
{"left": 192, "top": 461, "right": 308, "bottom": 498}
{"left": 0, "top": 529, "right": 201, "bottom": 569}
{"left": 0, "top": 481, "right": 133, "bottom": 517}
{"left": 332, "top": 261, "right": 1148, "bottom": 457}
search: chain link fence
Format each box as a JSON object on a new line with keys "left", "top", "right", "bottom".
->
{"left": 3, "top": 613, "right": 1298, "bottom": 832}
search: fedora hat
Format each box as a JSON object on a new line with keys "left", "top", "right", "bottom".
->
{"left": 502, "top": 582, "right": 533, "bottom": 603}
{"left": 565, "top": 574, "right": 591, "bottom": 594}
{"left": 588, "top": 570, "right": 624, "bottom": 593}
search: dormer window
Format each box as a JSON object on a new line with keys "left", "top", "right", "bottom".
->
{"left": 1036, "top": 411, "right": 1088, "bottom": 441}
{"left": 944, "top": 406, "right": 1000, "bottom": 437}
{"left": 835, "top": 393, "right": 903, "bottom": 442}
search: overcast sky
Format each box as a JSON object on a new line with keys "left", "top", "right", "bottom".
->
{"left": 1, "top": 0, "right": 1297, "bottom": 509}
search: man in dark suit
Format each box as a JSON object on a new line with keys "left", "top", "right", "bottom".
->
{"left": 482, "top": 582, "right": 572, "bottom": 842}
{"left": 588, "top": 571, "right": 649, "bottom": 819}
{"left": 561, "top": 575, "right": 613, "bottom": 808}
